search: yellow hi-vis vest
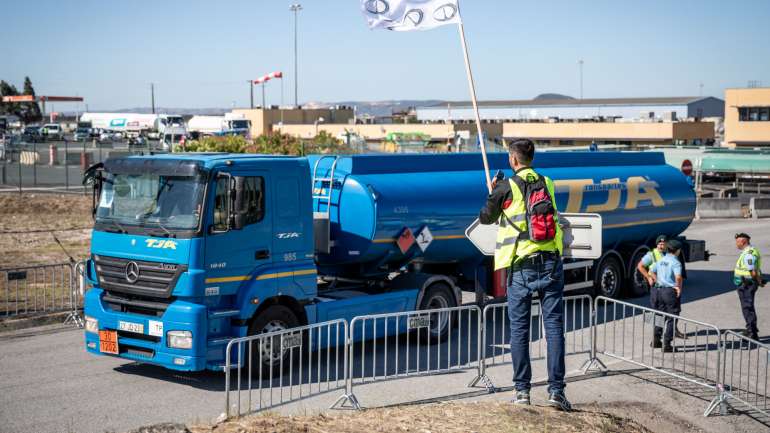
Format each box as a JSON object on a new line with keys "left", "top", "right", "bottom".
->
{"left": 734, "top": 246, "right": 762, "bottom": 281}
{"left": 646, "top": 249, "right": 664, "bottom": 270}
{"left": 494, "top": 168, "right": 563, "bottom": 271}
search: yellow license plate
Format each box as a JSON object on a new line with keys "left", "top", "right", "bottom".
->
{"left": 99, "top": 330, "right": 119, "bottom": 355}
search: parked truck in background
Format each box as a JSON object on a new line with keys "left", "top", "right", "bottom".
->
{"left": 80, "top": 113, "right": 158, "bottom": 135}
{"left": 186, "top": 113, "right": 251, "bottom": 139}
{"left": 81, "top": 151, "right": 705, "bottom": 372}
{"left": 153, "top": 115, "right": 188, "bottom": 151}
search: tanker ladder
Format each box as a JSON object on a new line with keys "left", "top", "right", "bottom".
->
{"left": 311, "top": 155, "right": 340, "bottom": 254}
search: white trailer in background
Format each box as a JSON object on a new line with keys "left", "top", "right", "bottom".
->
{"left": 80, "top": 113, "right": 159, "bottom": 134}
{"left": 187, "top": 113, "right": 251, "bottom": 138}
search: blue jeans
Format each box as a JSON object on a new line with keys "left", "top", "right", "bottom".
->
{"left": 507, "top": 255, "right": 565, "bottom": 393}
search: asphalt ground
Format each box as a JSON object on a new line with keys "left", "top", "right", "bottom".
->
{"left": 0, "top": 218, "right": 769, "bottom": 433}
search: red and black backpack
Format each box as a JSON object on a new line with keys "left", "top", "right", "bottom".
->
{"left": 509, "top": 172, "right": 558, "bottom": 242}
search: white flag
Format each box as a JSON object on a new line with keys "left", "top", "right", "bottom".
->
{"left": 361, "top": 0, "right": 461, "bottom": 32}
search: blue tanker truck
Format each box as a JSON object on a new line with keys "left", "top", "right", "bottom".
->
{"left": 82, "top": 151, "right": 705, "bottom": 371}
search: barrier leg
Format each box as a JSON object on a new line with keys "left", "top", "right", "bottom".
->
{"left": 703, "top": 384, "right": 729, "bottom": 417}
{"left": 330, "top": 335, "right": 361, "bottom": 410}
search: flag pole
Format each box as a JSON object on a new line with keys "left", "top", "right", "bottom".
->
{"left": 457, "top": 21, "right": 492, "bottom": 193}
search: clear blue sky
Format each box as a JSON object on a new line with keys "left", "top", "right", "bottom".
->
{"left": 2, "top": 0, "right": 769, "bottom": 111}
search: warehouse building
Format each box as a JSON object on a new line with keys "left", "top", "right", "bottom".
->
{"left": 724, "top": 87, "right": 770, "bottom": 148}
{"left": 416, "top": 96, "right": 724, "bottom": 123}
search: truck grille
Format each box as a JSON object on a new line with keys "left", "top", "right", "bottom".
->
{"left": 94, "top": 255, "right": 185, "bottom": 299}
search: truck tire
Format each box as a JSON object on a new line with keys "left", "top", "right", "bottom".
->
{"left": 247, "top": 305, "right": 300, "bottom": 376}
{"left": 418, "top": 282, "right": 456, "bottom": 343}
{"left": 627, "top": 247, "right": 650, "bottom": 298}
{"left": 594, "top": 255, "right": 623, "bottom": 299}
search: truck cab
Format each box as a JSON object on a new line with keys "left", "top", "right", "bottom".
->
{"left": 84, "top": 155, "right": 313, "bottom": 370}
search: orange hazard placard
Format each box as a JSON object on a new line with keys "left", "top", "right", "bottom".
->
{"left": 397, "top": 227, "right": 415, "bottom": 254}
{"left": 99, "top": 330, "right": 119, "bottom": 355}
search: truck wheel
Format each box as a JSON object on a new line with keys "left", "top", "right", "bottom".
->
{"left": 627, "top": 248, "right": 650, "bottom": 298}
{"left": 418, "top": 283, "right": 456, "bottom": 343}
{"left": 594, "top": 255, "right": 623, "bottom": 299}
{"left": 247, "top": 305, "right": 299, "bottom": 376}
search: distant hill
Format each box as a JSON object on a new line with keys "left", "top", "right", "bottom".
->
{"left": 63, "top": 95, "right": 569, "bottom": 117}
{"left": 534, "top": 93, "right": 575, "bottom": 100}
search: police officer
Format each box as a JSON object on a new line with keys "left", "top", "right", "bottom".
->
{"left": 649, "top": 239, "right": 684, "bottom": 352}
{"left": 733, "top": 233, "right": 765, "bottom": 340}
{"left": 479, "top": 139, "right": 570, "bottom": 411}
{"left": 637, "top": 235, "right": 667, "bottom": 288}
{"left": 638, "top": 235, "right": 687, "bottom": 339}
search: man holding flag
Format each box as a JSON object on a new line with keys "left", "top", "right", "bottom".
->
{"left": 361, "top": 1, "right": 571, "bottom": 411}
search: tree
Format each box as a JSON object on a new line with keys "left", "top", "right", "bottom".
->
{"left": 0, "top": 80, "right": 20, "bottom": 116}
{"left": 21, "top": 77, "right": 42, "bottom": 123}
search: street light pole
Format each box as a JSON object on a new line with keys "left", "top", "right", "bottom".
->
{"left": 578, "top": 59, "right": 584, "bottom": 100}
{"left": 290, "top": 3, "right": 302, "bottom": 107}
{"left": 249, "top": 80, "right": 254, "bottom": 109}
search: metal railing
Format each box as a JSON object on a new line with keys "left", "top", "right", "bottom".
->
{"left": 224, "top": 319, "right": 349, "bottom": 418}
{"left": 718, "top": 331, "right": 770, "bottom": 416}
{"left": 214, "top": 295, "right": 769, "bottom": 421}
{"left": 1, "top": 262, "right": 75, "bottom": 318}
{"left": 0, "top": 260, "right": 87, "bottom": 327}
{"left": 344, "top": 305, "right": 484, "bottom": 407}
{"left": 591, "top": 296, "right": 724, "bottom": 416}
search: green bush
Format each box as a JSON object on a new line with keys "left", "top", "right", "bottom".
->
{"left": 177, "top": 132, "right": 362, "bottom": 156}
{"left": 176, "top": 135, "right": 250, "bottom": 153}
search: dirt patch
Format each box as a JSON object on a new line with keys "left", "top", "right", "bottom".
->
{"left": 186, "top": 402, "right": 652, "bottom": 433}
{"left": 0, "top": 193, "right": 92, "bottom": 268}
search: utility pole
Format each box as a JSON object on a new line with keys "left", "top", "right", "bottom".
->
{"left": 290, "top": 3, "right": 303, "bottom": 107}
{"left": 248, "top": 80, "right": 254, "bottom": 109}
{"left": 578, "top": 59, "right": 584, "bottom": 100}
{"left": 699, "top": 82, "right": 704, "bottom": 97}
{"left": 262, "top": 83, "right": 266, "bottom": 109}
{"left": 150, "top": 83, "right": 156, "bottom": 114}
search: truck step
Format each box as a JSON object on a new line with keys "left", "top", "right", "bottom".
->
{"left": 208, "top": 309, "right": 240, "bottom": 319}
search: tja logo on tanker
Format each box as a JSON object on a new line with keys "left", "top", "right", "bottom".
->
{"left": 554, "top": 177, "right": 665, "bottom": 213}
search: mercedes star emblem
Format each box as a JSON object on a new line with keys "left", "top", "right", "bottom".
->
{"left": 125, "top": 261, "right": 140, "bottom": 284}
{"left": 433, "top": 3, "right": 458, "bottom": 21}
{"left": 365, "top": 0, "right": 389, "bottom": 15}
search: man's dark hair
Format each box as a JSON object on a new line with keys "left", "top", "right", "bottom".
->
{"left": 666, "top": 239, "right": 682, "bottom": 253}
{"left": 508, "top": 139, "right": 535, "bottom": 166}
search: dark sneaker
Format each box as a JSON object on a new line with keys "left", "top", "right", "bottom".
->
{"left": 740, "top": 329, "right": 752, "bottom": 338}
{"left": 650, "top": 340, "right": 662, "bottom": 349}
{"left": 547, "top": 391, "right": 572, "bottom": 411}
{"left": 662, "top": 345, "right": 675, "bottom": 353}
{"left": 675, "top": 329, "right": 687, "bottom": 339}
{"left": 513, "top": 390, "right": 531, "bottom": 405}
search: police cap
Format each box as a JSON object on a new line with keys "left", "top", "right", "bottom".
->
{"left": 735, "top": 232, "right": 751, "bottom": 240}
{"left": 656, "top": 235, "right": 667, "bottom": 244}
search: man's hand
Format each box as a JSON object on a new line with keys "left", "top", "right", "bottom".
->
{"left": 647, "top": 274, "right": 656, "bottom": 287}
{"left": 491, "top": 177, "right": 498, "bottom": 190}
{"left": 674, "top": 286, "right": 681, "bottom": 298}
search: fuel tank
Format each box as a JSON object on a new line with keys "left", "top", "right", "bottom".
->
{"left": 309, "top": 152, "right": 695, "bottom": 278}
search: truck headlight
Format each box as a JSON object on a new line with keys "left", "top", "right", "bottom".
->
{"left": 85, "top": 316, "right": 98, "bottom": 334}
{"left": 167, "top": 330, "right": 193, "bottom": 349}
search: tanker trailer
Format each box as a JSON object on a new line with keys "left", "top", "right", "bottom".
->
{"left": 309, "top": 151, "right": 703, "bottom": 300}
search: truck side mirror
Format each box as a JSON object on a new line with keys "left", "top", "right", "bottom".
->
{"left": 231, "top": 176, "right": 247, "bottom": 230}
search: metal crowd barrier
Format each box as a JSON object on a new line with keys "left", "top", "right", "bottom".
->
{"left": 479, "top": 294, "right": 597, "bottom": 390}
{"left": 717, "top": 331, "right": 770, "bottom": 417}
{"left": 224, "top": 319, "right": 349, "bottom": 418}
{"left": 342, "top": 305, "right": 484, "bottom": 408}
{"left": 591, "top": 296, "right": 724, "bottom": 416}
{"left": 0, "top": 262, "right": 75, "bottom": 319}
{"left": 220, "top": 295, "right": 770, "bottom": 420}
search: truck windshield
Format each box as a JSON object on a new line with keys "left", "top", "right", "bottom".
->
{"left": 96, "top": 172, "right": 205, "bottom": 232}
{"left": 231, "top": 120, "right": 249, "bottom": 129}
